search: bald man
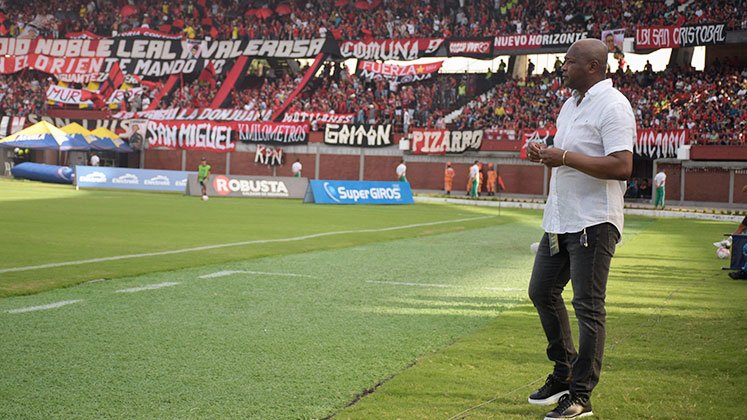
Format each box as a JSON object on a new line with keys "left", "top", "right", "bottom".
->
{"left": 525, "top": 39, "right": 635, "bottom": 419}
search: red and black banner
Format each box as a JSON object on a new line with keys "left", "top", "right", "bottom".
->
{"left": 324, "top": 124, "right": 393, "bottom": 148}
{"left": 282, "top": 111, "right": 354, "bottom": 126}
{"left": 635, "top": 129, "right": 688, "bottom": 158}
{"left": 146, "top": 120, "right": 237, "bottom": 152}
{"left": 494, "top": 32, "right": 587, "bottom": 51}
{"left": 236, "top": 121, "right": 310, "bottom": 145}
{"left": 519, "top": 128, "right": 556, "bottom": 159}
{"left": 146, "top": 120, "right": 309, "bottom": 151}
{"left": 358, "top": 60, "right": 443, "bottom": 77}
{"left": 447, "top": 37, "right": 493, "bottom": 58}
{"left": 113, "top": 108, "right": 271, "bottom": 122}
{"left": 0, "top": 38, "right": 328, "bottom": 76}
{"left": 339, "top": 38, "right": 444, "bottom": 61}
{"left": 410, "top": 129, "right": 483, "bottom": 154}
{"left": 357, "top": 60, "right": 443, "bottom": 84}
{"left": 480, "top": 129, "right": 520, "bottom": 152}
{"left": 635, "top": 23, "right": 726, "bottom": 49}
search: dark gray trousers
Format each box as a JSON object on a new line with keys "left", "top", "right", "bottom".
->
{"left": 528, "top": 222, "right": 619, "bottom": 399}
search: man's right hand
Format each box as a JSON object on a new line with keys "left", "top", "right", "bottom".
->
{"left": 527, "top": 142, "right": 546, "bottom": 163}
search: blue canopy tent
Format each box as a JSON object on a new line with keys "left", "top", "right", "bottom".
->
{"left": 0, "top": 121, "right": 90, "bottom": 151}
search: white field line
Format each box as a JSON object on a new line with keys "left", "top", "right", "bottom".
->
{"left": 0, "top": 216, "right": 492, "bottom": 274}
{"left": 115, "top": 282, "right": 180, "bottom": 293}
{"left": 6, "top": 300, "right": 83, "bottom": 314}
{"left": 367, "top": 280, "right": 452, "bottom": 288}
{"left": 199, "top": 270, "right": 316, "bottom": 279}
{"left": 367, "top": 280, "right": 523, "bottom": 292}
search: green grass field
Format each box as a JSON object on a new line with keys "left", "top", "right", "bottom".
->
{"left": 1, "top": 178, "right": 745, "bottom": 419}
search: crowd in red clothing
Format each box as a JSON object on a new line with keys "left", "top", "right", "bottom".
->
{"left": 0, "top": 71, "right": 48, "bottom": 117}
{"left": 448, "top": 63, "right": 746, "bottom": 146}
{"left": 453, "top": 71, "right": 565, "bottom": 132}
{"left": 286, "top": 61, "right": 489, "bottom": 131}
{"left": 162, "top": 78, "right": 216, "bottom": 109}
{"left": 614, "top": 61, "right": 747, "bottom": 144}
{"left": 1, "top": 0, "right": 744, "bottom": 41}
{"left": 228, "top": 72, "right": 296, "bottom": 115}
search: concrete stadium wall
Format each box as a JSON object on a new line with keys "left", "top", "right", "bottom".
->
{"left": 655, "top": 160, "right": 747, "bottom": 205}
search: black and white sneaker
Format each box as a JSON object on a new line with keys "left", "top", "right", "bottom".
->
{"left": 528, "top": 375, "right": 570, "bottom": 405}
{"left": 544, "top": 394, "right": 593, "bottom": 419}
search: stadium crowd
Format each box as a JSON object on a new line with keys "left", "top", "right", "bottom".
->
{"left": 0, "top": 71, "right": 48, "bottom": 117}
{"left": 1, "top": 0, "right": 744, "bottom": 141}
{"left": 1, "top": 0, "right": 745, "bottom": 40}
{"left": 616, "top": 61, "right": 747, "bottom": 145}
{"left": 286, "top": 62, "right": 489, "bottom": 131}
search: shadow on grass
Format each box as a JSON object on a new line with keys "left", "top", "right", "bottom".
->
{"left": 338, "top": 264, "right": 747, "bottom": 419}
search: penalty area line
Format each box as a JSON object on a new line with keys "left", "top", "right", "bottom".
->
{"left": 0, "top": 215, "right": 493, "bottom": 274}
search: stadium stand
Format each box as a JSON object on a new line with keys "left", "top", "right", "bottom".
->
{"left": 9, "top": 58, "right": 742, "bottom": 144}
{"left": 0, "top": 0, "right": 744, "bottom": 40}
{"left": 0, "top": 0, "right": 745, "bottom": 203}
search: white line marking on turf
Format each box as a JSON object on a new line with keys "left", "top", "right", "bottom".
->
{"left": 199, "top": 270, "right": 316, "bottom": 279}
{"left": 7, "top": 300, "right": 83, "bottom": 314}
{"left": 368, "top": 280, "right": 452, "bottom": 288}
{"left": 0, "top": 216, "right": 492, "bottom": 274}
{"left": 367, "top": 280, "right": 523, "bottom": 292}
{"left": 115, "top": 282, "right": 180, "bottom": 293}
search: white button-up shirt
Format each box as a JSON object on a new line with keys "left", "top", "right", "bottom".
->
{"left": 469, "top": 164, "right": 479, "bottom": 178}
{"left": 396, "top": 163, "right": 407, "bottom": 177}
{"left": 542, "top": 79, "right": 636, "bottom": 237}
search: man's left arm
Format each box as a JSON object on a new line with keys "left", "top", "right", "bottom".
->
{"left": 541, "top": 149, "right": 632, "bottom": 180}
{"left": 539, "top": 101, "right": 634, "bottom": 180}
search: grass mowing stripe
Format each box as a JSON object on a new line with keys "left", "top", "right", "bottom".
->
{"left": 199, "top": 270, "right": 317, "bottom": 279}
{"left": 6, "top": 300, "right": 83, "bottom": 314}
{"left": 1, "top": 179, "right": 508, "bottom": 297}
{"left": 0, "top": 221, "right": 536, "bottom": 419}
{"left": 447, "top": 376, "right": 548, "bottom": 420}
{"left": 446, "top": 283, "right": 697, "bottom": 419}
{"left": 447, "top": 282, "right": 697, "bottom": 420}
{"left": 114, "top": 282, "right": 180, "bottom": 293}
{"left": 0, "top": 215, "right": 493, "bottom": 275}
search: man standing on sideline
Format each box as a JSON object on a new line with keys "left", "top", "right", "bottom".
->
{"left": 654, "top": 169, "right": 666, "bottom": 209}
{"left": 89, "top": 152, "right": 100, "bottom": 167}
{"left": 292, "top": 159, "right": 302, "bottom": 177}
{"left": 396, "top": 159, "right": 407, "bottom": 182}
{"left": 444, "top": 162, "right": 455, "bottom": 195}
{"left": 198, "top": 157, "right": 211, "bottom": 199}
{"left": 526, "top": 38, "right": 635, "bottom": 420}
{"left": 469, "top": 160, "right": 480, "bottom": 198}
